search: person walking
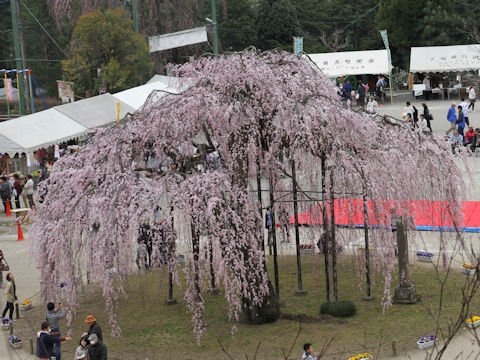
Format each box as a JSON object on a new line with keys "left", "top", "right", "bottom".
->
{"left": 87, "top": 333, "right": 107, "bottom": 360}
{"left": 24, "top": 174, "right": 35, "bottom": 209}
{"left": 1, "top": 273, "right": 16, "bottom": 319}
{"left": 46, "top": 302, "right": 66, "bottom": 360}
{"left": 457, "top": 105, "right": 466, "bottom": 139}
{"left": 357, "top": 81, "right": 366, "bottom": 108}
{"left": 460, "top": 97, "right": 470, "bottom": 126}
{"left": 36, "top": 321, "right": 72, "bottom": 359}
{"left": 422, "top": 103, "right": 433, "bottom": 132}
{"left": 0, "top": 177, "right": 12, "bottom": 213}
{"left": 12, "top": 174, "right": 22, "bottom": 209}
{"left": 423, "top": 75, "right": 431, "bottom": 100}
{"left": 343, "top": 80, "right": 352, "bottom": 102}
{"left": 20, "top": 176, "right": 29, "bottom": 208}
{"left": 446, "top": 103, "right": 457, "bottom": 135}
{"left": 469, "top": 85, "right": 476, "bottom": 111}
{"left": 0, "top": 250, "right": 8, "bottom": 289}
{"left": 85, "top": 315, "right": 103, "bottom": 342}
{"left": 74, "top": 335, "right": 90, "bottom": 360}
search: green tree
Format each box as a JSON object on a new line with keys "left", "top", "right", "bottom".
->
{"left": 62, "top": 8, "right": 152, "bottom": 96}
{"left": 255, "top": 0, "right": 300, "bottom": 50}
{"left": 216, "top": 0, "right": 257, "bottom": 52}
{"left": 377, "top": 0, "right": 429, "bottom": 66}
{"left": 420, "top": 0, "right": 463, "bottom": 46}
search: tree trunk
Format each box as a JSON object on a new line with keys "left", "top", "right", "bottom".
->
{"left": 256, "top": 157, "right": 265, "bottom": 252}
{"left": 330, "top": 170, "right": 338, "bottom": 302}
{"left": 191, "top": 222, "right": 202, "bottom": 302}
{"left": 363, "top": 192, "right": 371, "bottom": 298}
{"left": 291, "top": 159, "right": 304, "bottom": 293}
{"left": 321, "top": 156, "right": 330, "bottom": 302}
{"left": 268, "top": 175, "right": 280, "bottom": 303}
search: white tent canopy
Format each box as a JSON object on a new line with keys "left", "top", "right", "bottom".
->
{"left": 410, "top": 44, "right": 480, "bottom": 73}
{"left": 54, "top": 93, "right": 135, "bottom": 129}
{"left": 0, "top": 76, "right": 184, "bottom": 153}
{"left": 112, "top": 81, "right": 180, "bottom": 110}
{"left": 0, "top": 109, "right": 87, "bottom": 153}
{"left": 307, "top": 49, "right": 391, "bottom": 77}
{"left": 148, "top": 26, "right": 208, "bottom": 53}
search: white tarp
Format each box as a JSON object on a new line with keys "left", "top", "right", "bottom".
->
{"left": 307, "top": 49, "right": 391, "bottom": 77}
{"left": 0, "top": 109, "right": 87, "bottom": 153}
{"left": 148, "top": 26, "right": 208, "bottom": 53}
{"left": 112, "top": 82, "right": 180, "bottom": 110}
{"left": 0, "top": 86, "right": 19, "bottom": 101}
{"left": 410, "top": 45, "right": 480, "bottom": 73}
{"left": 54, "top": 93, "right": 135, "bottom": 129}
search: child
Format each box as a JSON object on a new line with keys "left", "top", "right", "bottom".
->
{"left": 302, "top": 343, "right": 317, "bottom": 360}
{"left": 75, "top": 335, "right": 90, "bottom": 359}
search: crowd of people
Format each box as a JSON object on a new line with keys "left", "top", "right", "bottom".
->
{"left": 336, "top": 76, "right": 384, "bottom": 113}
{"left": 403, "top": 101, "right": 434, "bottom": 132}
{"left": 0, "top": 267, "right": 107, "bottom": 359}
{"left": 0, "top": 173, "right": 36, "bottom": 212}
{"left": 36, "top": 308, "right": 106, "bottom": 359}
{"left": 445, "top": 97, "right": 480, "bottom": 153}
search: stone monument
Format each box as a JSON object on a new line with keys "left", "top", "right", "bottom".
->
{"left": 393, "top": 217, "right": 418, "bottom": 304}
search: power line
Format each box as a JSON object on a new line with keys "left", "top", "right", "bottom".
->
{"left": 0, "top": 58, "right": 63, "bottom": 62}
{"left": 344, "top": 3, "right": 380, "bottom": 30}
{"left": 18, "top": 0, "right": 67, "bottom": 57}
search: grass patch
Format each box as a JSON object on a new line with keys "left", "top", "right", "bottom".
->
{"left": 17, "top": 254, "right": 478, "bottom": 359}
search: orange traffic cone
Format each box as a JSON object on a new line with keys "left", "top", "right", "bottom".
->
{"left": 16, "top": 222, "right": 24, "bottom": 241}
{"left": 5, "top": 199, "right": 12, "bottom": 217}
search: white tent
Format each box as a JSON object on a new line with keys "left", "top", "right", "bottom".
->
{"left": 112, "top": 82, "right": 180, "bottom": 110}
{"left": 0, "top": 109, "right": 87, "bottom": 153}
{"left": 410, "top": 45, "right": 480, "bottom": 73}
{"left": 148, "top": 27, "right": 208, "bottom": 53}
{"left": 54, "top": 93, "right": 135, "bottom": 129}
{"left": 307, "top": 49, "right": 391, "bottom": 77}
{"left": 0, "top": 76, "right": 186, "bottom": 153}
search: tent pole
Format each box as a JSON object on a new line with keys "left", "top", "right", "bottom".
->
{"left": 390, "top": 71, "right": 394, "bottom": 104}
{"left": 28, "top": 70, "right": 35, "bottom": 113}
{"left": 4, "top": 72, "right": 10, "bottom": 116}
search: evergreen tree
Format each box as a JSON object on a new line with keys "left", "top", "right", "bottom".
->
{"left": 216, "top": 0, "right": 256, "bottom": 52}
{"left": 420, "top": 0, "right": 463, "bottom": 46}
{"left": 255, "top": 0, "right": 300, "bottom": 50}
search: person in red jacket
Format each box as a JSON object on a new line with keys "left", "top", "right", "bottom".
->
{"left": 465, "top": 125, "right": 477, "bottom": 145}
{"left": 12, "top": 174, "right": 22, "bottom": 209}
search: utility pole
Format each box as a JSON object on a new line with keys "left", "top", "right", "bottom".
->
{"left": 124, "top": 0, "right": 138, "bottom": 33}
{"left": 210, "top": 0, "right": 219, "bottom": 54}
{"left": 16, "top": 1, "right": 30, "bottom": 113}
{"left": 10, "top": 0, "right": 25, "bottom": 115}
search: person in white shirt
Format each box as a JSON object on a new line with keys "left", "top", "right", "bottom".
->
{"left": 469, "top": 85, "right": 476, "bottom": 111}
{"left": 24, "top": 174, "right": 35, "bottom": 209}
{"left": 403, "top": 101, "right": 415, "bottom": 119}
{"left": 418, "top": 114, "right": 430, "bottom": 132}
{"left": 460, "top": 97, "right": 470, "bottom": 126}
{"left": 366, "top": 96, "right": 378, "bottom": 114}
